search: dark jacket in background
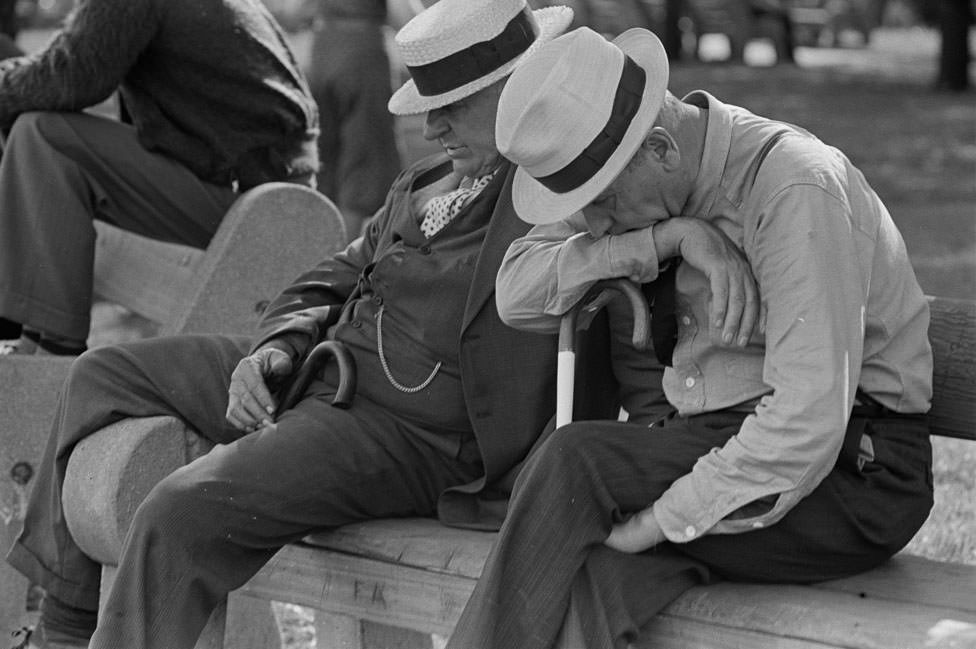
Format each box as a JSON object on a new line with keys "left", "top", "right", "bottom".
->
{"left": 0, "top": 0, "right": 319, "bottom": 189}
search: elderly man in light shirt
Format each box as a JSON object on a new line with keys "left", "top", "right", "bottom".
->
{"left": 444, "top": 26, "right": 934, "bottom": 649}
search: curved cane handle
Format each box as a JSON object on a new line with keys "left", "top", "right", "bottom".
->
{"left": 559, "top": 278, "right": 651, "bottom": 354}
{"left": 276, "top": 340, "right": 358, "bottom": 415}
{"left": 555, "top": 278, "right": 651, "bottom": 428}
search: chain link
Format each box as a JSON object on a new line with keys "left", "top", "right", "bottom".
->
{"left": 375, "top": 305, "right": 441, "bottom": 393}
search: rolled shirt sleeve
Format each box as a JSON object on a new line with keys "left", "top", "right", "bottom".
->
{"left": 653, "top": 184, "right": 867, "bottom": 542}
{"left": 496, "top": 213, "right": 662, "bottom": 333}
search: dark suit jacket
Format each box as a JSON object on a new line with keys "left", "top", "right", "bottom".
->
{"left": 253, "top": 155, "right": 618, "bottom": 529}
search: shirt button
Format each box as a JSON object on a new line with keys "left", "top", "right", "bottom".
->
{"left": 419, "top": 245, "right": 431, "bottom": 255}
{"left": 372, "top": 295, "right": 383, "bottom": 306}
{"left": 684, "top": 377, "right": 696, "bottom": 388}
{"left": 681, "top": 315, "right": 691, "bottom": 326}
{"left": 350, "top": 320, "right": 362, "bottom": 329}
{"left": 684, "top": 525, "right": 697, "bottom": 539}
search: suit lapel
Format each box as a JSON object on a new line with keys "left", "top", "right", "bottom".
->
{"left": 462, "top": 164, "right": 529, "bottom": 332}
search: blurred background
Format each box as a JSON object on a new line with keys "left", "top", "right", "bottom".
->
{"left": 8, "top": 0, "right": 973, "bottom": 303}
{"left": 262, "top": 0, "right": 975, "bottom": 304}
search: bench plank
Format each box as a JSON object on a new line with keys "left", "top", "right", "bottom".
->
{"left": 237, "top": 544, "right": 473, "bottom": 637}
{"left": 661, "top": 582, "right": 976, "bottom": 649}
{"left": 928, "top": 296, "right": 976, "bottom": 440}
{"left": 639, "top": 616, "right": 839, "bottom": 649}
{"left": 303, "top": 519, "right": 494, "bottom": 580}
{"left": 814, "top": 553, "right": 976, "bottom": 615}
{"left": 243, "top": 535, "right": 976, "bottom": 649}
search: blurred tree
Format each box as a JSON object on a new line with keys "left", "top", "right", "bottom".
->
{"left": 936, "top": 0, "right": 973, "bottom": 91}
{"left": 663, "top": 0, "right": 684, "bottom": 59}
{"left": 0, "top": 0, "right": 17, "bottom": 39}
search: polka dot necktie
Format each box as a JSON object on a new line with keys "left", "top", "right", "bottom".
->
{"left": 420, "top": 172, "right": 495, "bottom": 238}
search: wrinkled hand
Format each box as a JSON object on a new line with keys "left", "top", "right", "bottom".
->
{"left": 658, "top": 218, "right": 763, "bottom": 346}
{"left": 226, "top": 347, "right": 293, "bottom": 433}
{"left": 604, "top": 506, "right": 666, "bottom": 554}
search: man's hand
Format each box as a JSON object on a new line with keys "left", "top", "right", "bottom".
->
{"left": 226, "top": 347, "right": 294, "bottom": 433}
{"left": 653, "top": 218, "right": 763, "bottom": 347}
{"left": 605, "top": 506, "right": 666, "bottom": 553}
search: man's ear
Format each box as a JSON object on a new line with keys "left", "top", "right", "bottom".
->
{"left": 643, "top": 127, "right": 680, "bottom": 171}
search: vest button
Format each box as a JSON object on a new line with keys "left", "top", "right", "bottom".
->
{"left": 419, "top": 245, "right": 431, "bottom": 255}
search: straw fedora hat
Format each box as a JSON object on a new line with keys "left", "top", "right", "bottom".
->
{"left": 496, "top": 27, "right": 670, "bottom": 224}
{"left": 388, "top": 0, "right": 573, "bottom": 116}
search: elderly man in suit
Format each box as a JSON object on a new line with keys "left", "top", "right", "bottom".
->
{"left": 5, "top": 1, "right": 581, "bottom": 647}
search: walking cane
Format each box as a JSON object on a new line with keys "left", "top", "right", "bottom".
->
{"left": 275, "top": 340, "right": 357, "bottom": 416}
{"left": 556, "top": 278, "right": 651, "bottom": 428}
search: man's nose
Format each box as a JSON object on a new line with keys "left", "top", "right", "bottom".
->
{"left": 423, "top": 109, "right": 447, "bottom": 141}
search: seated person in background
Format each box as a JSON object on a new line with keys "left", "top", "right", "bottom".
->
{"left": 0, "top": 0, "right": 319, "bottom": 355}
{"left": 446, "top": 27, "right": 934, "bottom": 649}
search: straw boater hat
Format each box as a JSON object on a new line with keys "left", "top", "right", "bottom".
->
{"left": 388, "top": 0, "right": 574, "bottom": 116}
{"left": 496, "top": 27, "right": 670, "bottom": 224}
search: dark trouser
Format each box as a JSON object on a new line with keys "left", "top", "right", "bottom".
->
{"left": 448, "top": 410, "right": 933, "bottom": 649}
{"left": 308, "top": 19, "right": 401, "bottom": 237}
{"left": 6, "top": 335, "right": 482, "bottom": 649}
{"left": 0, "top": 111, "right": 237, "bottom": 340}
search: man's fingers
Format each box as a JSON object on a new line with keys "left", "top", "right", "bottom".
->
{"left": 226, "top": 388, "right": 271, "bottom": 431}
{"left": 710, "top": 272, "right": 729, "bottom": 335}
{"left": 224, "top": 405, "right": 252, "bottom": 432}
{"left": 721, "top": 277, "right": 749, "bottom": 345}
{"left": 238, "top": 388, "right": 274, "bottom": 424}
{"left": 225, "top": 354, "right": 279, "bottom": 431}
{"left": 736, "top": 278, "right": 761, "bottom": 345}
{"left": 605, "top": 520, "right": 643, "bottom": 554}
{"left": 711, "top": 263, "right": 761, "bottom": 347}
{"left": 605, "top": 514, "right": 657, "bottom": 554}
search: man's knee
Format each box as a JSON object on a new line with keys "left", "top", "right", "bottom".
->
{"left": 128, "top": 464, "right": 222, "bottom": 545}
{"left": 516, "top": 423, "right": 607, "bottom": 489}
{"left": 5, "top": 110, "right": 65, "bottom": 148}
{"left": 65, "top": 344, "right": 129, "bottom": 390}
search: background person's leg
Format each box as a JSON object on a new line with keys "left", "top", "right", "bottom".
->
{"left": 0, "top": 111, "right": 237, "bottom": 342}
{"left": 309, "top": 22, "right": 400, "bottom": 239}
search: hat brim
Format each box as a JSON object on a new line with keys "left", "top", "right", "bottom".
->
{"left": 510, "top": 29, "right": 670, "bottom": 225}
{"left": 388, "top": 6, "right": 574, "bottom": 116}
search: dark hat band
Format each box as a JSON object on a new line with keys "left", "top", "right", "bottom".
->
{"left": 535, "top": 56, "right": 646, "bottom": 194}
{"left": 407, "top": 9, "right": 537, "bottom": 97}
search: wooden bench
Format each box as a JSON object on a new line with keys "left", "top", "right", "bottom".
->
{"left": 53, "top": 296, "right": 976, "bottom": 648}
{"left": 0, "top": 182, "right": 347, "bottom": 638}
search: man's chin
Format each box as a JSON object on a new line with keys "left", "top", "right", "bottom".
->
{"left": 449, "top": 158, "right": 499, "bottom": 179}
{"left": 449, "top": 161, "right": 476, "bottom": 177}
